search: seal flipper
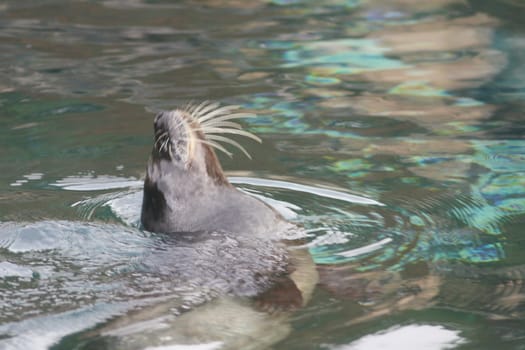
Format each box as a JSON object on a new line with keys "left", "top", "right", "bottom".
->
{"left": 253, "top": 246, "right": 319, "bottom": 313}
{"left": 253, "top": 275, "right": 303, "bottom": 313}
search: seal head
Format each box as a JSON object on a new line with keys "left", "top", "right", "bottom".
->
{"left": 141, "top": 102, "right": 284, "bottom": 235}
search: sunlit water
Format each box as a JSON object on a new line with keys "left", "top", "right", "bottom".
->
{"left": 1, "top": 0, "right": 525, "bottom": 349}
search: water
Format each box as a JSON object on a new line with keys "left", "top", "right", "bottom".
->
{"left": 1, "top": 0, "right": 525, "bottom": 349}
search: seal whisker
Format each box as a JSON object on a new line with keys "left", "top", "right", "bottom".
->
{"left": 186, "top": 100, "right": 209, "bottom": 116}
{"left": 206, "top": 134, "right": 253, "bottom": 159}
{"left": 196, "top": 105, "right": 241, "bottom": 124}
{"left": 193, "top": 127, "right": 262, "bottom": 143}
{"left": 200, "top": 113, "right": 255, "bottom": 127}
{"left": 161, "top": 137, "right": 170, "bottom": 153}
{"left": 155, "top": 131, "right": 168, "bottom": 139}
{"left": 155, "top": 129, "right": 169, "bottom": 137}
{"left": 154, "top": 132, "right": 169, "bottom": 147}
{"left": 200, "top": 121, "right": 243, "bottom": 131}
{"left": 191, "top": 101, "right": 220, "bottom": 118}
{"left": 183, "top": 100, "right": 197, "bottom": 114}
{"left": 195, "top": 138, "right": 234, "bottom": 158}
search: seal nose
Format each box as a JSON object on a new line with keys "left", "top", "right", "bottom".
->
{"left": 151, "top": 110, "right": 190, "bottom": 163}
{"left": 152, "top": 111, "right": 172, "bottom": 159}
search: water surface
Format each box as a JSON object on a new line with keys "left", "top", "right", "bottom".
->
{"left": 1, "top": 0, "right": 525, "bottom": 349}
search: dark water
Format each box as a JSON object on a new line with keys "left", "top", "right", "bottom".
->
{"left": 1, "top": 0, "right": 525, "bottom": 349}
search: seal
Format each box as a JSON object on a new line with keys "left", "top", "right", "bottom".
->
{"left": 140, "top": 102, "right": 287, "bottom": 236}
{"left": 50, "top": 102, "right": 319, "bottom": 350}
{"left": 139, "top": 102, "right": 316, "bottom": 305}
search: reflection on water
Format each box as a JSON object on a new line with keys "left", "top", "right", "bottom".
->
{"left": 330, "top": 324, "right": 465, "bottom": 349}
{"left": 1, "top": 0, "right": 525, "bottom": 348}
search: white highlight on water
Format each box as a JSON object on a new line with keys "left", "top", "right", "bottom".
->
{"left": 229, "top": 177, "right": 384, "bottom": 206}
{"left": 336, "top": 238, "right": 393, "bottom": 258}
{"left": 52, "top": 174, "right": 142, "bottom": 191}
{"left": 329, "top": 324, "right": 465, "bottom": 350}
{"left": 144, "top": 341, "right": 224, "bottom": 350}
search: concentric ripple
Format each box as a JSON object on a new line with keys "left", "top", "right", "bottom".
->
{"left": 1, "top": 170, "right": 521, "bottom": 348}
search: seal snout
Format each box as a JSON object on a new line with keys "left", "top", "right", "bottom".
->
{"left": 150, "top": 102, "right": 261, "bottom": 167}
{"left": 152, "top": 110, "right": 191, "bottom": 163}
